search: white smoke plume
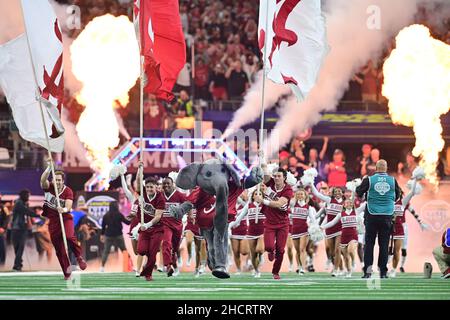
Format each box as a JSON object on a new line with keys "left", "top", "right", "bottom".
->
{"left": 226, "top": 0, "right": 445, "bottom": 159}
{"left": 222, "top": 71, "right": 291, "bottom": 139}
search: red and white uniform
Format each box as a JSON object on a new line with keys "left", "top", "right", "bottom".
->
{"left": 187, "top": 187, "right": 216, "bottom": 230}
{"left": 230, "top": 201, "right": 247, "bottom": 240}
{"left": 184, "top": 209, "right": 203, "bottom": 240}
{"left": 161, "top": 190, "right": 187, "bottom": 267}
{"left": 262, "top": 178, "right": 294, "bottom": 275}
{"left": 246, "top": 202, "right": 265, "bottom": 239}
{"left": 162, "top": 190, "right": 186, "bottom": 228}
{"left": 324, "top": 198, "right": 343, "bottom": 239}
{"left": 339, "top": 209, "right": 358, "bottom": 246}
{"left": 288, "top": 207, "right": 293, "bottom": 234}
{"left": 133, "top": 191, "right": 166, "bottom": 277}
{"left": 290, "top": 200, "right": 316, "bottom": 239}
{"left": 227, "top": 181, "right": 245, "bottom": 223}
{"left": 393, "top": 200, "right": 408, "bottom": 240}
{"left": 43, "top": 184, "right": 81, "bottom": 277}
{"left": 131, "top": 191, "right": 166, "bottom": 234}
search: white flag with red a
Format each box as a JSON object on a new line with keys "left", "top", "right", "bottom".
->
{"left": 258, "top": 0, "right": 328, "bottom": 101}
{"left": 0, "top": 0, "right": 65, "bottom": 152}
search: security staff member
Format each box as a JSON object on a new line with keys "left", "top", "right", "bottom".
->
{"left": 356, "top": 160, "right": 401, "bottom": 278}
{"left": 11, "top": 189, "right": 41, "bottom": 271}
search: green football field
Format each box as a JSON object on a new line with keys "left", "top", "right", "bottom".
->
{"left": 0, "top": 271, "right": 449, "bottom": 300}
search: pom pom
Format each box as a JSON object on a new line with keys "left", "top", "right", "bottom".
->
{"left": 304, "top": 168, "right": 318, "bottom": 178}
{"left": 406, "top": 180, "right": 423, "bottom": 195}
{"left": 412, "top": 167, "right": 425, "bottom": 180}
{"left": 286, "top": 171, "right": 297, "bottom": 186}
{"left": 168, "top": 171, "right": 179, "bottom": 183}
{"left": 308, "top": 222, "right": 324, "bottom": 242}
{"left": 345, "top": 181, "right": 356, "bottom": 193}
{"left": 300, "top": 168, "right": 318, "bottom": 187}
{"left": 300, "top": 175, "right": 314, "bottom": 187}
{"left": 109, "top": 164, "right": 127, "bottom": 181}
{"left": 353, "top": 178, "right": 362, "bottom": 187}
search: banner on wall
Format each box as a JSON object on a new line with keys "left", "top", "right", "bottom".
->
{"left": 74, "top": 191, "right": 119, "bottom": 260}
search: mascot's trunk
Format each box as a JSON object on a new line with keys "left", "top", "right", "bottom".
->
{"left": 213, "top": 182, "right": 229, "bottom": 238}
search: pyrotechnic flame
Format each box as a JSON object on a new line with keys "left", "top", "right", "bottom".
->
{"left": 382, "top": 24, "right": 450, "bottom": 189}
{"left": 70, "top": 14, "right": 140, "bottom": 187}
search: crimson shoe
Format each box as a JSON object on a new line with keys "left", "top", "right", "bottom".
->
{"left": 77, "top": 257, "right": 87, "bottom": 270}
{"left": 272, "top": 274, "right": 281, "bottom": 280}
{"left": 167, "top": 265, "right": 174, "bottom": 277}
{"left": 268, "top": 252, "right": 275, "bottom": 262}
{"left": 145, "top": 275, "right": 153, "bottom": 281}
{"left": 443, "top": 267, "right": 450, "bottom": 279}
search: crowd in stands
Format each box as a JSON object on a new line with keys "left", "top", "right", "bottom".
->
{"left": 1, "top": 0, "right": 449, "bottom": 177}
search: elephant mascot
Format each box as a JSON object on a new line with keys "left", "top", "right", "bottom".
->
{"left": 175, "top": 158, "right": 263, "bottom": 278}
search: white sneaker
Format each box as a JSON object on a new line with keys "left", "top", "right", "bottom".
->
{"left": 135, "top": 270, "right": 140, "bottom": 277}
{"left": 199, "top": 265, "right": 205, "bottom": 274}
{"left": 99, "top": 267, "right": 105, "bottom": 273}
{"left": 299, "top": 269, "right": 305, "bottom": 275}
{"left": 346, "top": 272, "right": 352, "bottom": 278}
{"left": 194, "top": 269, "right": 200, "bottom": 278}
{"left": 389, "top": 270, "right": 397, "bottom": 278}
{"left": 254, "top": 271, "right": 261, "bottom": 278}
{"left": 331, "top": 269, "right": 337, "bottom": 277}
{"left": 235, "top": 269, "right": 241, "bottom": 275}
{"left": 173, "top": 268, "right": 180, "bottom": 277}
{"left": 251, "top": 270, "right": 256, "bottom": 276}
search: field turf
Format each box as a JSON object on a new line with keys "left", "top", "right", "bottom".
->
{"left": 0, "top": 271, "right": 449, "bottom": 300}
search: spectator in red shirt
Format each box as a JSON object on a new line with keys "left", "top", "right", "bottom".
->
{"left": 361, "top": 60, "right": 379, "bottom": 102}
{"left": 194, "top": 57, "right": 211, "bottom": 100}
{"left": 143, "top": 96, "right": 166, "bottom": 137}
{"left": 325, "top": 149, "right": 347, "bottom": 187}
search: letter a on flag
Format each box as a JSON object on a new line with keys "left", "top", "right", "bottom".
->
{"left": 0, "top": 0, "right": 65, "bottom": 152}
{"left": 258, "top": 0, "right": 328, "bottom": 101}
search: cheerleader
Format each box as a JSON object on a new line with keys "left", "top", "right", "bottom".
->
{"left": 399, "top": 204, "right": 426, "bottom": 273}
{"left": 321, "top": 197, "right": 365, "bottom": 277}
{"left": 286, "top": 209, "right": 296, "bottom": 272}
{"left": 229, "top": 191, "right": 250, "bottom": 274}
{"left": 183, "top": 208, "right": 207, "bottom": 277}
{"left": 290, "top": 188, "right": 317, "bottom": 274}
{"left": 309, "top": 182, "right": 345, "bottom": 276}
{"left": 231, "top": 189, "right": 265, "bottom": 278}
{"left": 112, "top": 167, "right": 145, "bottom": 277}
{"left": 389, "top": 178, "right": 426, "bottom": 277}
{"left": 345, "top": 188, "right": 364, "bottom": 270}
{"left": 312, "top": 182, "right": 333, "bottom": 270}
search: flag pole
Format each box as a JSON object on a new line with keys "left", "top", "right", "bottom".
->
{"left": 19, "top": 1, "right": 69, "bottom": 261}
{"left": 139, "top": 54, "right": 145, "bottom": 226}
{"left": 256, "top": 0, "right": 271, "bottom": 224}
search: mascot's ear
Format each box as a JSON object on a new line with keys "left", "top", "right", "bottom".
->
{"left": 225, "top": 163, "right": 241, "bottom": 188}
{"left": 176, "top": 163, "right": 201, "bottom": 190}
